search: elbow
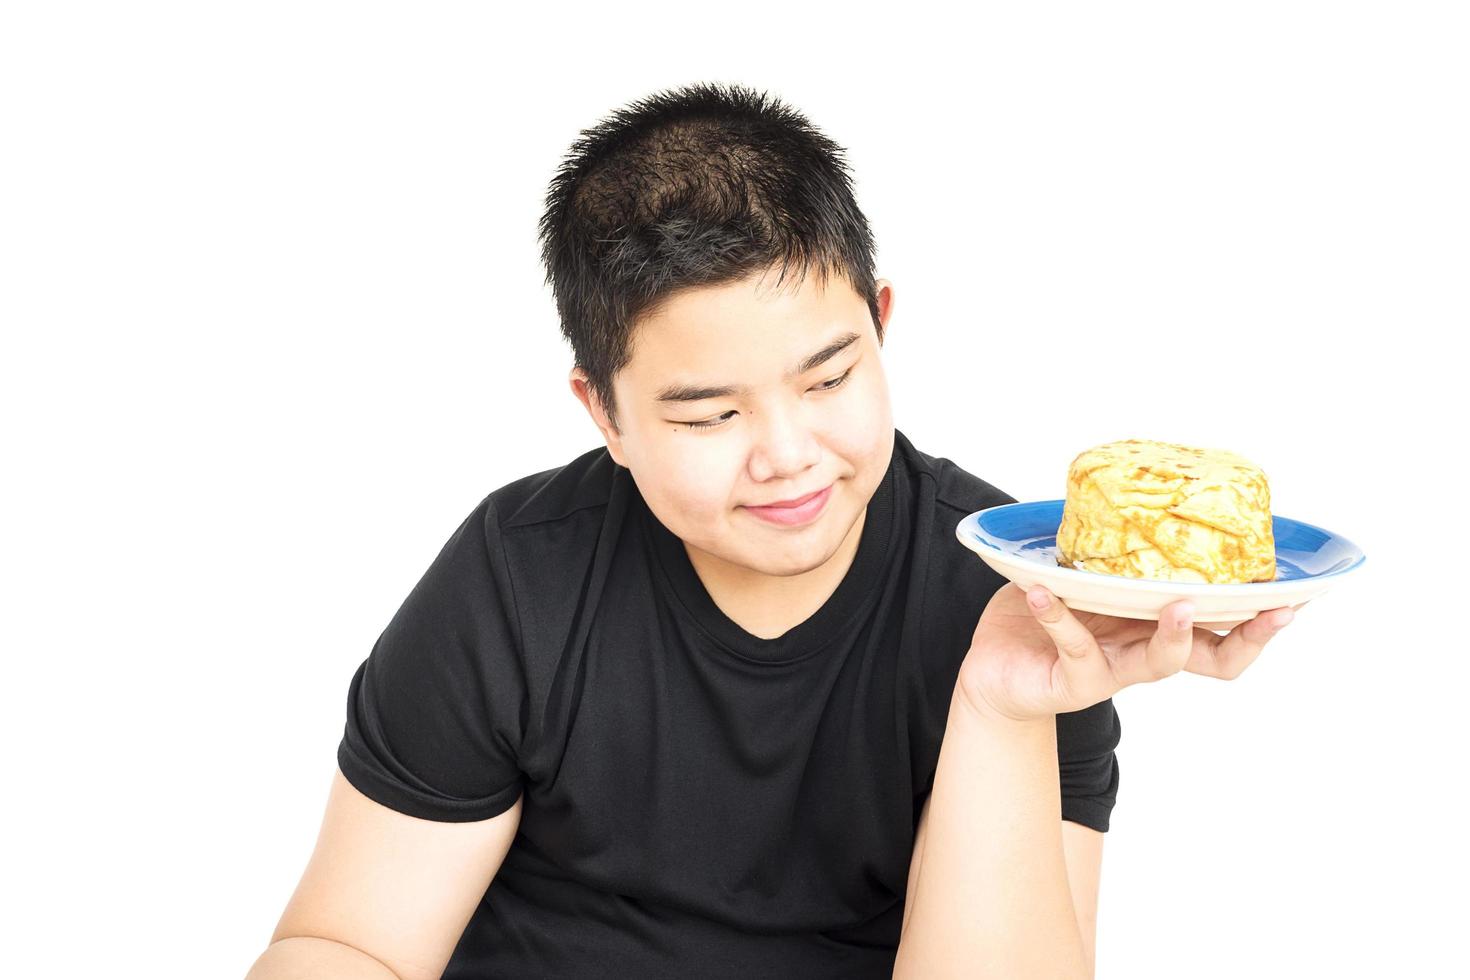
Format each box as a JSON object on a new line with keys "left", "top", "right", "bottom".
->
{"left": 246, "top": 936, "right": 405, "bottom": 980}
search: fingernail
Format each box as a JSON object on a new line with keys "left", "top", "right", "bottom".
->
{"left": 1273, "top": 609, "right": 1294, "bottom": 629}
{"left": 1176, "top": 603, "right": 1194, "bottom": 630}
{"left": 1029, "top": 589, "right": 1051, "bottom": 609}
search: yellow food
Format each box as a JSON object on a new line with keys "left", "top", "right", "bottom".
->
{"left": 1055, "top": 439, "right": 1277, "bottom": 584}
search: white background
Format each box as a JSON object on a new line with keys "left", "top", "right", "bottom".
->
{"left": 4, "top": 2, "right": 1465, "bottom": 977}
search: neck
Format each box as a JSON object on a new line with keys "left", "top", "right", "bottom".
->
{"left": 685, "top": 507, "right": 867, "bottom": 640}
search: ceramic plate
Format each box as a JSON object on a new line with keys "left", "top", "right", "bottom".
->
{"left": 955, "top": 500, "right": 1366, "bottom": 631}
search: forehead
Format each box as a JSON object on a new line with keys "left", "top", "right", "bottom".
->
{"left": 624, "top": 267, "right": 869, "bottom": 382}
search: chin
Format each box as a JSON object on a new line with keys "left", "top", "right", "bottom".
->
{"left": 740, "top": 549, "right": 829, "bottom": 579}
{"left": 754, "top": 509, "right": 855, "bottom": 574}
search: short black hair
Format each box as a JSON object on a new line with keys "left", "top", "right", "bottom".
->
{"left": 538, "top": 81, "right": 883, "bottom": 434}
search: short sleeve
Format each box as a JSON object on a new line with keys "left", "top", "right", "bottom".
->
{"left": 336, "top": 495, "right": 528, "bottom": 823}
{"left": 1056, "top": 697, "right": 1122, "bottom": 832}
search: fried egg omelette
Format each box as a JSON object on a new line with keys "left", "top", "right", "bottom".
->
{"left": 1055, "top": 439, "right": 1277, "bottom": 584}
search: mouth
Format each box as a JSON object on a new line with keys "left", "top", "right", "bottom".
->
{"left": 742, "top": 483, "right": 834, "bottom": 527}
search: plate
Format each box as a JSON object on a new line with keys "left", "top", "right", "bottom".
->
{"left": 955, "top": 500, "right": 1366, "bottom": 631}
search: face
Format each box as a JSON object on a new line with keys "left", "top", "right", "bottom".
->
{"left": 570, "top": 265, "right": 896, "bottom": 585}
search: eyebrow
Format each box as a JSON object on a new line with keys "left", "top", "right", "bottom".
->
{"left": 654, "top": 331, "right": 862, "bottom": 404}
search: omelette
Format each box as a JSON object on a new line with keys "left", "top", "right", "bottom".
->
{"left": 1055, "top": 439, "right": 1277, "bottom": 584}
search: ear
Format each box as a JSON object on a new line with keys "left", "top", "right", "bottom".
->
{"left": 568, "top": 368, "right": 630, "bottom": 468}
{"left": 874, "top": 277, "right": 895, "bottom": 347}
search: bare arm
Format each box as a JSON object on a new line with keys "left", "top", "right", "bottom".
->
{"left": 902, "top": 799, "right": 1105, "bottom": 979}
{"left": 893, "top": 692, "right": 1087, "bottom": 979}
{"left": 245, "top": 767, "right": 523, "bottom": 980}
{"left": 894, "top": 567, "right": 1293, "bottom": 977}
{"left": 1062, "top": 821, "right": 1104, "bottom": 977}
{"left": 246, "top": 937, "right": 402, "bottom": 980}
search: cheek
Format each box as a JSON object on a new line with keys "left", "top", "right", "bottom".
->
{"left": 654, "top": 441, "right": 743, "bottom": 512}
{"left": 828, "top": 378, "right": 891, "bottom": 455}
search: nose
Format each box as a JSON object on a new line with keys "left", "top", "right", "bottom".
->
{"left": 747, "top": 403, "right": 822, "bottom": 485}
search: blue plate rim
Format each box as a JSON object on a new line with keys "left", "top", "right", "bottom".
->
{"left": 956, "top": 499, "right": 1367, "bottom": 590}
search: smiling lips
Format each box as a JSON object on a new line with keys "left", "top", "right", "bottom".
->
{"left": 744, "top": 483, "right": 834, "bottom": 527}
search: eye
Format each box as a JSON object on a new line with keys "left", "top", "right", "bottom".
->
{"left": 682, "top": 411, "right": 736, "bottom": 431}
{"left": 678, "top": 368, "right": 854, "bottom": 432}
{"left": 814, "top": 367, "right": 854, "bottom": 392}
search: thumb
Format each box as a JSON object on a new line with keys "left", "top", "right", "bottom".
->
{"left": 1025, "top": 586, "right": 1102, "bottom": 661}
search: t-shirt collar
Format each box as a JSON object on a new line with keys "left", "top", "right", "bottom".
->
{"left": 637, "top": 438, "right": 899, "bottom": 665}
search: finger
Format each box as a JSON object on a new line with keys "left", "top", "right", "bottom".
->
{"left": 1025, "top": 587, "right": 1102, "bottom": 660}
{"left": 1025, "top": 586, "right": 1115, "bottom": 699}
{"left": 1186, "top": 605, "right": 1294, "bottom": 680}
{"left": 1130, "top": 599, "right": 1198, "bottom": 684}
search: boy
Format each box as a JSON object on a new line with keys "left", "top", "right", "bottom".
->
{"left": 248, "top": 82, "right": 1293, "bottom": 979}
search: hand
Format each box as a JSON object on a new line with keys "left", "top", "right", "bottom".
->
{"left": 956, "top": 583, "right": 1307, "bottom": 722}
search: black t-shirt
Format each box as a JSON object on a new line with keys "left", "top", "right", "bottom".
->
{"left": 337, "top": 427, "right": 1121, "bottom": 979}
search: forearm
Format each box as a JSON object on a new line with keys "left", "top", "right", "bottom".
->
{"left": 893, "top": 691, "right": 1087, "bottom": 980}
{"left": 245, "top": 937, "right": 402, "bottom": 980}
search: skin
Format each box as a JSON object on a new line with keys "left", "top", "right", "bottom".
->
{"left": 570, "top": 262, "right": 895, "bottom": 639}
{"left": 570, "top": 260, "right": 1304, "bottom": 975}
{"left": 894, "top": 584, "right": 1304, "bottom": 978}
{"left": 962, "top": 583, "right": 1306, "bottom": 723}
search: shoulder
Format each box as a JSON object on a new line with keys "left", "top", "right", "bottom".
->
{"left": 893, "top": 428, "right": 1018, "bottom": 523}
{"left": 893, "top": 428, "right": 1018, "bottom": 651}
{"left": 421, "top": 445, "right": 617, "bottom": 589}
{"left": 474, "top": 445, "right": 627, "bottom": 682}
{"left": 892, "top": 432, "right": 1024, "bottom": 787}
{"left": 424, "top": 444, "right": 622, "bottom": 652}
{"left": 482, "top": 443, "right": 620, "bottom": 532}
